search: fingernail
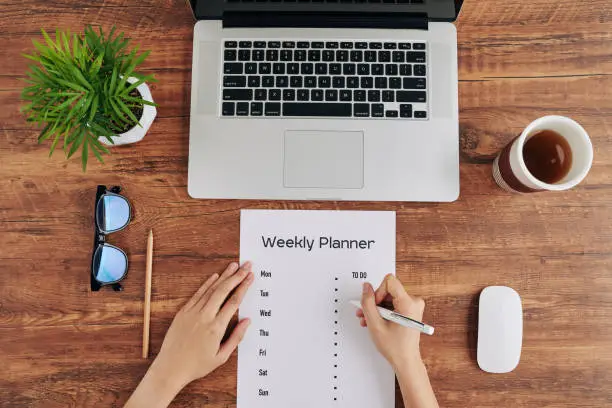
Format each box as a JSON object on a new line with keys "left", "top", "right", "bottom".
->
{"left": 246, "top": 272, "right": 254, "bottom": 283}
{"left": 362, "top": 282, "right": 370, "bottom": 294}
{"left": 242, "top": 261, "right": 252, "bottom": 270}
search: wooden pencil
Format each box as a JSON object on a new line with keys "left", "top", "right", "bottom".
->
{"left": 142, "top": 229, "right": 154, "bottom": 359}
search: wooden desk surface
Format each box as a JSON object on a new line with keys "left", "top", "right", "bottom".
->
{"left": 1, "top": 1, "right": 612, "bottom": 407}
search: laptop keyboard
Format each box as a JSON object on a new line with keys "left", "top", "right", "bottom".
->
{"left": 221, "top": 40, "right": 428, "bottom": 119}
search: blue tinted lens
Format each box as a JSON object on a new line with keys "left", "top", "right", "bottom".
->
{"left": 94, "top": 245, "right": 128, "bottom": 283}
{"left": 100, "top": 194, "right": 130, "bottom": 233}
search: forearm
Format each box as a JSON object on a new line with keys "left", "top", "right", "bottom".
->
{"left": 124, "top": 358, "right": 187, "bottom": 408}
{"left": 395, "top": 358, "right": 439, "bottom": 408}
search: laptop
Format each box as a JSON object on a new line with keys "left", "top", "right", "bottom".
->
{"left": 188, "top": 0, "right": 462, "bottom": 202}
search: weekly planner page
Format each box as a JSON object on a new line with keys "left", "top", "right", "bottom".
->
{"left": 238, "top": 210, "right": 396, "bottom": 408}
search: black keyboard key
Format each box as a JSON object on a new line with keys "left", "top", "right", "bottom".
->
{"left": 384, "top": 42, "right": 397, "bottom": 49}
{"left": 305, "top": 76, "right": 317, "bottom": 87}
{"left": 392, "top": 51, "right": 404, "bottom": 63}
{"left": 297, "top": 41, "right": 310, "bottom": 49}
{"left": 385, "top": 64, "right": 398, "bottom": 76}
{"left": 360, "top": 77, "right": 373, "bottom": 88}
{"left": 322, "top": 50, "right": 335, "bottom": 62}
{"left": 265, "top": 102, "right": 281, "bottom": 116}
{"left": 343, "top": 63, "right": 356, "bottom": 75}
{"left": 266, "top": 50, "right": 279, "bottom": 61}
{"left": 397, "top": 91, "right": 427, "bottom": 103}
{"left": 283, "top": 103, "right": 352, "bottom": 117}
{"left": 311, "top": 89, "right": 324, "bottom": 101}
{"left": 223, "top": 89, "right": 252, "bottom": 101}
{"left": 269, "top": 89, "right": 281, "bottom": 101}
{"left": 403, "top": 77, "right": 426, "bottom": 89}
{"left": 325, "top": 89, "right": 338, "bottom": 101}
{"left": 332, "top": 77, "right": 345, "bottom": 88}
{"left": 379, "top": 51, "right": 390, "bottom": 62}
{"left": 273, "top": 63, "right": 285, "bottom": 74}
{"left": 316, "top": 63, "right": 328, "bottom": 74}
{"left": 354, "top": 90, "right": 366, "bottom": 101}
{"left": 224, "top": 49, "right": 237, "bottom": 61}
{"left": 308, "top": 50, "right": 321, "bottom": 61}
{"left": 248, "top": 76, "right": 260, "bottom": 87}
{"left": 283, "top": 41, "right": 296, "bottom": 48}
{"left": 390, "top": 77, "right": 402, "bottom": 89}
{"left": 350, "top": 51, "right": 363, "bottom": 62}
{"left": 413, "top": 43, "right": 426, "bottom": 50}
{"left": 337, "top": 50, "right": 349, "bottom": 62}
{"left": 287, "top": 63, "right": 300, "bottom": 74}
{"left": 400, "top": 104, "right": 413, "bottom": 118}
{"left": 356, "top": 42, "right": 368, "bottom": 49}
{"left": 290, "top": 76, "right": 303, "bottom": 88}
{"left": 371, "top": 64, "right": 383, "bottom": 75}
{"left": 301, "top": 63, "right": 314, "bottom": 74}
{"left": 245, "top": 63, "right": 257, "bottom": 74}
{"left": 253, "top": 49, "right": 265, "bottom": 61}
{"left": 340, "top": 90, "right": 352, "bottom": 101}
{"left": 283, "top": 89, "right": 296, "bottom": 101}
{"left": 259, "top": 63, "right": 271, "bottom": 74}
{"left": 295, "top": 50, "right": 307, "bottom": 61}
{"left": 312, "top": 41, "right": 324, "bottom": 49}
{"left": 225, "top": 41, "right": 237, "bottom": 48}
{"left": 280, "top": 50, "right": 293, "bottom": 61}
{"left": 375, "top": 77, "right": 387, "bottom": 89}
{"left": 224, "top": 63, "right": 243, "bottom": 74}
{"left": 326, "top": 42, "right": 339, "bottom": 49}
{"left": 251, "top": 102, "right": 263, "bottom": 116}
{"left": 406, "top": 51, "right": 426, "bottom": 63}
{"left": 354, "top": 103, "right": 369, "bottom": 117}
{"left": 254, "top": 41, "right": 266, "bottom": 48}
{"left": 239, "top": 50, "right": 252, "bottom": 61}
{"left": 236, "top": 102, "right": 249, "bottom": 116}
{"left": 340, "top": 42, "right": 353, "bottom": 49}
{"left": 357, "top": 64, "right": 370, "bottom": 75}
{"left": 276, "top": 76, "right": 289, "bottom": 87}
{"left": 414, "top": 64, "right": 426, "bottom": 76}
{"left": 318, "top": 76, "right": 331, "bottom": 88}
{"left": 222, "top": 102, "right": 235, "bottom": 116}
{"left": 329, "top": 63, "right": 341, "bottom": 75}
{"left": 372, "top": 103, "right": 384, "bottom": 117}
{"left": 262, "top": 76, "right": 275, "bottom": 87}
{"left": 347, "top": 77, "right": 359, "bottom": 88}
{"left": 297, "top": 89, "right": 309, "bottom": 101}
{"left": 400, "top": 64, "right": 412, "bottom": 76}
{"left": 386, "top": 110, "right": 398, "bottom": 118}
{"left": 399, "top": 43, "right": 412, "bottom": 50}
{"left": 414, "top": 111, "right": 427, "bottom": 118}
{"left": 255, "top": 89, "right": 267, "bottom": 100}
{"left": 370, "top": 42, "right": 383, "bottom": 49}
{"left": 382, "top": 90, "right": 394, "bottom": 102}
{"left": 368, "top": 90, "right": 381, "bottom": 102}
{"left": 267, "top": 41, "right": 281, "bottom": 48}
{"left": 365, "top": 51, "right": 377, "bottom": 62}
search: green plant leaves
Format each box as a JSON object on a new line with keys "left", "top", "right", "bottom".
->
{"left": 21, "top": 25, "right": 156, "bottom": 171}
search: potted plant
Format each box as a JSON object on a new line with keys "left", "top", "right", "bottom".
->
{"left": 21, "top": 26, "right": 157, "bottom": 171}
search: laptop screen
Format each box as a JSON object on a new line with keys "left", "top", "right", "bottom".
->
{"left": 191, "top": 0, "right": 462, "bottom": 22}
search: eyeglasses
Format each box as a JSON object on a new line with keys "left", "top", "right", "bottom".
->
{"left": 91, "top": 185, "right": 132, "bottom": 291}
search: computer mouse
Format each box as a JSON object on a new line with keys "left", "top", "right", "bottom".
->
{"left": 477, "top": 286, "right": 523, "bottom": 373}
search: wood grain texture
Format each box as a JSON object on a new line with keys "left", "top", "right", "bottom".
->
{"left": 1, "top": 0, "right": 612, "bottom": 407}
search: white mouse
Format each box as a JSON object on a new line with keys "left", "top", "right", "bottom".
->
{"left": 477, "top": 286, "right": 523, "bottom": 373}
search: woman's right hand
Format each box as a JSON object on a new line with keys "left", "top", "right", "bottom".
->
{"left": 356, "top": 274, "right": 426, "bottom": 371}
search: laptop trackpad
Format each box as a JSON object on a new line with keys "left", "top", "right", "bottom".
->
{"left": 284, "top": 130, "right": 364, "bottom": 189}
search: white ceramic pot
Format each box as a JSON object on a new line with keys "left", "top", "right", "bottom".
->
{"left": 99, "top": 77, "right": 156, "bottom": 146}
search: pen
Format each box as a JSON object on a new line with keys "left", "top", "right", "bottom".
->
{"left": 349, "top": 300, "right": 435, "bottom": 336}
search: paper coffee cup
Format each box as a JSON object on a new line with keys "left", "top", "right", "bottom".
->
{"left": 492, "top": 116, "right": 593, "bottom": 193}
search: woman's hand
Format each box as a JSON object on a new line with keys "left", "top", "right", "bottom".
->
{"left": 125, "top": 262, "right": 254, "bottom": 408}
{"left": 357, "top": 274, "right": 425, "bottom": 370}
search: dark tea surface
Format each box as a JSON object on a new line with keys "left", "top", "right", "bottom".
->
{"left": 523, "top": 130, "right": 573, "bottom": 184}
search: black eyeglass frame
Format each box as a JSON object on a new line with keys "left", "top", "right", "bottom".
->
{"left": 91, "top": 185, "right": 132, "bottom": 292}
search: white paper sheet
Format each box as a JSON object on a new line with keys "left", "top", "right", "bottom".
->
{"left": 238, "top": 210, "right": 396, "bottom": 408}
